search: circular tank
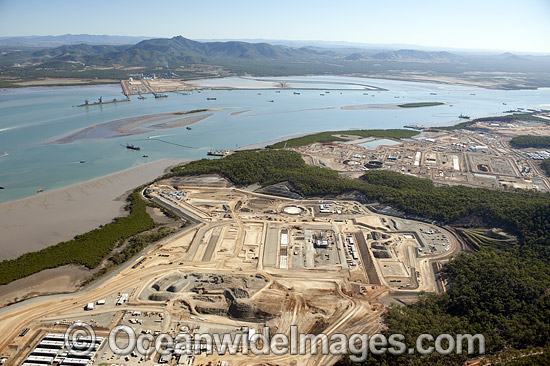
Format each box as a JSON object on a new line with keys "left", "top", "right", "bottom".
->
{"left": 365, "top": 161, "right": 383, "bottom": 169}
{"left": 283, "top": 206, "right": 303, "bottom": 215}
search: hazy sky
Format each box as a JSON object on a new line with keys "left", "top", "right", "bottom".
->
{"left": 1, "top": 0, "right": 549, "bottom": 53}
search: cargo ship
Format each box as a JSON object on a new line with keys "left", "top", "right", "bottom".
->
{"left": 77, "top": 96, "right": 130, "bottom": 107}
{"left": 126, "top": 144, "right": 141, "bottom": 151}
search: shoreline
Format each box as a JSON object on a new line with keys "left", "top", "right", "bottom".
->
{"left": 236, "top": 132, "right": 313, "bottom": 150}
{"left": 1, "top": 74, "right": 546, "bottom": 91}
{"left": 0, "top": 158, "right": 190, "bottom": 261}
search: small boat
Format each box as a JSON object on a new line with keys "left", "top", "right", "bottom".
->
{"left": 275, "top": 90, "right": 281, "bottom": 93}
{"left": 459, "top": 114, "right": 471, "bottom": 119}
{"left": 142, "top": 155, "right": 149, "bottom": 158}
{"left": 470, "top": 93, "right": 476, "bottom": 96}
{"left": 207, "top": 149, "right": 230, "bottom": 157}
{"left": 0, "top": 186, "right": 5, "bottom": 190}
{"left": 80, "top": 160, "right": 86, "bottom": 164}
{"left": 153, "top": 93, "right": 168, "bottom": 98}
{"left": 293, "top": 92, "right": 300, "bottom": 95}
{"left": 126, "top": 144, "right": 141, "bottom": 151}
{"left": 207, "top": 97, "right": 217, "bottom": 100}
{"left": 268, "top": 100, "right": 274, "bottom": 103}
{"left": 320, "top": 94, "right": 325, "bottom": 96}
{"left": 257, "top": 93, "right": 262, "bottom": 95}
{"left": 503, "top": 102, "right": 507, "bottom": 105}
{"left": 363, "top": 93, "right": 368, "bottom": 95}
{"left": 186, "top": 126, "right": 192, "bottom": 130}
{"left": 37, "top": 189, "right": 43, "bottom": 193}
{"left": 430, "top": 92, "right": 437, "bottom": 95}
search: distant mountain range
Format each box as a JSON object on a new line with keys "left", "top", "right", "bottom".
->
{"left": 119, "top": 36, "right": 324, "bottom": 62}
{"left": 5, "top": 35, "right": 546, "bottom": 67}
{"left": 2, "top": 35, "right": 550, "bottom": 89}
{"left": 3, "top": 36, "right": 335, "bottom": 67}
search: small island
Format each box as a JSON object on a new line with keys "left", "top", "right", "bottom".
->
{"left": 397, "top": 102, "right": 445, "bottom": 108}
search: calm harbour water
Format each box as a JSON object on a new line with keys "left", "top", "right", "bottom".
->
{"left": 1, "top": 76, "right": 549, "bottom": 203}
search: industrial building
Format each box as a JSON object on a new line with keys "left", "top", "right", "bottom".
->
{"left": 22, "top": 333, "right": 104, "bottom": 366}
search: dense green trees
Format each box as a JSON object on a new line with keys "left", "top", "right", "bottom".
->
{"left": 397, "top": 102, "right": 444, "bottom": 108}
{"left": 474, "top": 113, "right": 549, "bottom": 123}
{"left": 540, "top": 159, "right": 550, "bottom": 176}
{"left": 266, "top": 129, "right": 418, "bottom": 149}
{"left": 510, "top": 135, "right": 550, "bottom": 149}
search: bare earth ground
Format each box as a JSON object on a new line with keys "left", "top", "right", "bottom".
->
{"left": 0, "top": 265, "right": 89, "bottom": 308}
{"left": 0, "top": 158, "right": 189, "bottom": 261}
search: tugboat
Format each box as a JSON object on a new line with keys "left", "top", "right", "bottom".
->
{"left": 459, "top": 114, "right": 471, "bottom": 119}
{"left": 126, "top": 144, "right": 141, "bottom": 151}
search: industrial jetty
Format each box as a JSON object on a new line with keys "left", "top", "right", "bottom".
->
{"left": 77, "top": 96, "right": 130, "bottom": 107}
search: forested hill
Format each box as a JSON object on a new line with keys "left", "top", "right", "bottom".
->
{"left": 4, "top": 36, "right": 550, "bottom": 89}
{"left": 510, "top": 135, "right": 550, "bottom": 149}
{"left": 165, "top": 149, "right": 550, "bottom": 365}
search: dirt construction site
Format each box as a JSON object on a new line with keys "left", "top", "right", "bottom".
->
{"left": 296, "top": 119, "right": 550, "bottom": 192}
{"left": 0, "top": 175, "right": 462, "bottom": 366}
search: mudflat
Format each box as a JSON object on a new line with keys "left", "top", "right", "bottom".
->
{"left": 0, "top": 158, "right": 190, "bottom": 261}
